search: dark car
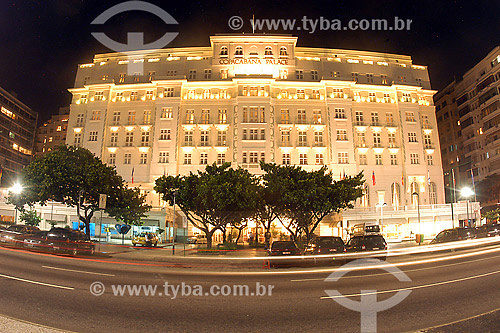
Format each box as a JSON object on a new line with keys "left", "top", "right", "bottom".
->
{"left": 305, "top": 236, "right": 345, "bottom": 265}
{"left": 25, "top": 228, "right": 95, "bottom": 256}
{"left": 345, "top": 235, "right": 387, "bottom": 260}
{"left": 474, "top": 225, "right": 489, "bottom": 239}
{"left": 486, "top": 224, "right": 500, "bottom": 237}
{"left": 0, "top": 225, "right": 40, "bottom": 247}
{"left": 430, "top": 227, "right": 475, "bottom": 244}
{"left": 267, "top": 241, "right": 302, "bottom": 267}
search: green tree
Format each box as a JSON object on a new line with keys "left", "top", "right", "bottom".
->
{"left": 106, "top": 187, "right": 151, "bottom": 226}
{"left": 155, "top": 163, "right": 258, "bottom": 248}
{"left": 483, "top": 208, "right": 500, "bottom": 223}
{"left": 9, "top": 146, "right": 150, "bottom": 239}
{"left": 19, "top": 209, "right": 42, "bottom": 226}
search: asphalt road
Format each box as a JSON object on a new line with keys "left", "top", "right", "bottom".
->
{"left": 1, "top": 242, "right": 500, "bottom": 332}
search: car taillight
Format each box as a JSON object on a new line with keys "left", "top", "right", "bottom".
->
{"left": 458, "top": 236, "right": 462, "bottom": 240}
{"left": 361, "top": 244, "right": 366, "bottom": 250}
{"left": 343, "top": 248, "right": 347, "bottom": 252}
{"left": 384, "top": 245, "right": 388, "bottom": 250}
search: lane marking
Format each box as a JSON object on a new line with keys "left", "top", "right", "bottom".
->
{"left": 321, "top": 268, "right": 500, "bottom": 299}
{"left": 0, "top": 273, "right": 74, "bottom": 290}
{"left": 418, "top": 306, "right": 500, "bottom": 331}
{"left": 42, "top": 265, "right": 115, "bottom": 277}
{"left": 291, "top": 254, "right": 499, "bottom": 282}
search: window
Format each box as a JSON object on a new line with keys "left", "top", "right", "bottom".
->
{"left": 249, "top": 129, "right": 258, "bottom": 140}
{"left": 312, "top": 89, "right": 320, "bottom": 99}
{"left": 281, "top": 109, "right": 290, "bottom": 123}
{"left": 375, "top": 154, "right": 382, "bottom": 165}
{"left": 316, "top": 154, "right": 324, "bottom": 165}
{"left": 159, "top": 152, "right": 169, "bottom": 163}
{"left": 130, "top": 91, "right": 138, "bottom": 101}
{"left": 299, "top": 153, "right": 308, "bottom": 165}
{"left": 381, "top": 74, "right": 388, "bottom": 84}
{"left": 298, "top": 131, "right": 307, "bottom": 146}
{"left": 296, "top": 89, "right": 305, "bottom": 99}
{"left": 186, "top": 110, "right": 194, "bottom": 124}
{"left": 386, "top": 112, "right": 394, "bottom": 126}
{"left": 295, "top": 70, "right": 304, "bottom": 80}
{"left": 164, "top": 87, "right": 174, "bottom": 97}
{"left": 203, "top": 89, "right": 210, "bottom": 99}
{"left": 416, "top": 78, "right": 423, "bottom": 87}
{"left": 279, "top": 69, "right": 288, "bottom": 79}
{"left": 402, "top": 92, "right": 411, "bottom": 102}
{"left": 219, "top": 89, "right": 228, "bottom": 99}
{"left": 204, "top": 69, "right": 212, "bottom": 79}
{"left": 424, "top": 134, "right": 432, "bottom": 147}
{"left": 260, "top": 152, "right": 265, "bottom": 163}
{"left": 200, "top": 131, "right": 209, "bottom": 146}
{"left": 367, "top": 74, "right": 374, "bottom": 83}
{"left": 399, "top": 76, "right": 407, "bottom": 83}
{"left": 373, "top": 132, "right": 381, "bottom": 147}
{"left": 119, "top": 73, "right": 126, "bottom": 83}
{"left": 352, "top": 72, "right": 359, "bottom": 82}
{"left": 159, "top": 129, "right": 171, "bottom": 140}
{"left": 89, "top": 131, "right": 98, "bottom": 141}
{"left": 94, "top": 91, "right": 104, "bottom": 101}
{"left": 406, "top": 112, "right": 415, "bottom": 122}
{"left": 332, "top": 88, "right": 343, "bottom": 98}
{"left": 359, "top": 154, "right": 367, "bottom": 165}
{"left": 390, "top": 154, "right": 397, "bottom": 165}
{"left": 338, "top": 152, "right": 348, "bottom": 164}
{"left": 91, "top": 110, "right": 101, "bottom": 121}
{"left": 297, "top": 109, "right": 306, "bottom": 123}
{"left": 337, "top": 129, "right": 347, "bottom": 141}
{"left": 220, "top": 69, "right": 228, "bottom": 79}
{"left": 184, "top": 153, "right": 192, "bottom": 165}
{"left": 128, "top": 111, "right": 136, "bottom": 124}
{"left": 313, "top": 110, "right": 322, "bottom": 124}
{"left": 408, "top": 132, "right": 418, "bottom": 142}
{"left": 184, "top": 131, "right": 193, "bottom": 145}
{"left": 335, "top": 108, "right": 346, "bottom": 119}
{"left": 429, "top": 182, "right": 437, "bottom": 204}
{"left": 110, "top": 132, "right": 118, "bottom": 146}
{"left": 141, "top": 130, "right": 150, "bottom": 146}
{"left": 112, "top": 111, "right": 121, "bottom": 125}
{"left": 201, "top": 109, "right": 210, "bottom": 124}
{"left": 143, "top": 110, "right": 151, "bottom": 124}
{"left": 282, "top": 153, "right": 291, "bottom": 165}
{"left": 145, "top": 91, "right": 154, "bottom": 100}
{"left": 125, "top": 132, "right": 134, "bottom": 146}
{"left": 410, "top": 153, "right": 419, "bottom": 164}
{"left": 161, "top": 107, "right": 173, "bottom": 119}
{"left": 421, "top": 115, "right": 430, "bottom": 128}
{"left": 124, "top": 153, "right": 132, "bottom": 164}
{"left": 249, "top": 152, "right": 259, "bottom": 164}
{"left": 280, "top": 129, "right": 290, "bottom": 145}
{"left": 220, "top": 46, "right": 228, "bottom": 56}
{"left": 355, "top": 111, "right": 364, "bottom": 124}
{"left": 188, "top": 70, "right": 197, "bottom": 80}
{"left": 279, "top": 47, "right": 288, "bottom": 58}
{"left": 388, "top": 133, "right": 396, "bottom": 147}
{"left": 200, "top": 153, "right": 208, "bottom": 165}
{"left": 140, "top": 153, "right": 148, "bottom": 164}
{"left": 217, "top": 130, "right": 227, "bottom": 146}
{"left": 426, "top": 154, "right": 434, "bottom": 166}
{"left": 76, "top": 113, "right": 84, "bottom": 126}
{"left": 384, "top": 93, "right": 391, "bottom": 103}
{"left": 217, "top": 153, "right": 225, "bottom": 165}
{"left": 371, "top": 112, "right": 379, "bottom": 125}
{"left": 74, "top": 133, "right": 82, "bottom": 145}
{"left": 357, "top": 131, "right": 366, "bottom": 146}
{"left": 311, "top": 70, "right": 319, "bottom": 80}
{"left": 314, "top": 131, "right": 323, "bottom": 145}
{"left": 148, "top": 71, "right": 155, "bottom": 81}
{"left": 218, "top": 109, "right": 227, "bottom": 124}
{"left": 108, "top": 153, "right": 116, "bottom": 165}
{"left": 235, "top": 46, "right": 243, "bottom": 56}
{"left": 368, "top": 92, "right": 376, "bottom": 102}
{"left": 260, "top": 129, "right": 266, "bottom": 140}
{"left": 264, "top": 46, "right": 273, "bottom": 56}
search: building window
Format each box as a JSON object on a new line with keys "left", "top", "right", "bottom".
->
{"left": 314, "top": 131, "right": 323, "bottom": 146}
{"left": 386, "top": 112, "right": 394, "bottom": 126}
{"left": 119, "top": 73, "right": 126, "bottom": 83}
{"left": 375, "top": 154, "right": 382, "bottom": 165}
{"left": 112, "top": 111, "right": 121, "bottom": 125}
{"left": 295, "top": 70, "right": 304, "bottom": 80}
{"left": 130, "top": 91, "right": 138, "bottom": 101}
{"left": 264, "top": 46, "right": 273, "bottom": 56}
{"left": 220, "top": 69, "right": 228, "bottom": 79}
{"left": 159, "top": 129, "right": 171, "bottom": 140}
{"left": 148, "top": 71, "right": 155, "bottom": 81}
{"left": 279, "top": 69, "right": 288, "bottom": 79}
{"left": 200, "top": 131, "right": 209, "bottom": 146}
{"left": 217, "top": 153, "right": 225, "bottom": 165}
{"left": 143, "top": 110, "right": 151, "bottom": 124}
{"left": 140, "top": 153, "right": 148, "bottom": 164}
{"left": 311, "top": 70, "right": 319, "bottom": 80}
{"left": 373, "top": 132, "right": 381, "bottom": 147}
{"left": 336, "top": 129, "right": 347, "bottom": 141}
{"left": 388, "top": 133, "right": 396, "bottom": 147}
{"left": 188, "top": 70, "right": 197, "bottom": 80}
{"left": 297, "top": 109, "right": 306, "bottom": 123}
{"left": 429, "top": 182, "right": 437, "bottom": 204}
{"left": 356, "top": 131, "right": 365, "bottom": 146}
{"left": 312, "top": 89, "right": 320, "bottom": 99}
{"left": 371, "top": 112, "right": 379, "bottom": 125}
{"left": 381, "top": 74, "right": 388, "bottom": 84}
{"left": 164, "top": 88, "right": 174, "bottom": 97}
{"left": 316, "top": 153, "right": 324, "bottom": 165}
{"left": 355, "top": 111, "right": 364, "bottom": 124}
{"left": 204, "top": 69, "right": 212, "bottom": 79}
{"left": 296, "top": 89, "right": 305, "bottom": 99}
{"left": 406, "top": 112, "right": 415, "bottom": 122}
{"left": 203, "top": 89, "right": 210, "bottom": 99}
{"left": 74, "top": 133, "right": 82, "bottom": 145}
{"left": 128, "top": 111, "right": 136, "bottom": 124}
{"left": 281, "top": 109, "right": 290, "bottom": 124}
{"left": 108, "top": 153, "right": 116, "bottom": 165}
{"left": 94, "top": 91, "right": 104, "bottom": 101}
{"left": 402, "top": 92, "right": 411, "bottom": 102}
{"left": 369, "top": 92, "right": 376, "bottom": 102}
{"left": 312, "top": 110, "right": 322, "bottom": 123}
{"left": 161, "top": 107, "right": 173, "bottom": 119}
{"left": 141, "top": 130, "right": 150, "bottom": 146}
{"left": 125, "top": 132, "right": 134, "bottom": 146}
{"left": 282, "top": 153, "right": 291, "bottom": 165}
{"left": 76, "top": 113, "right": 84, "bottom": 126}
{"left": 359, "top": 154, "right": 367, "bottom": 165}
{"left": 281, "top": 129, "right": 290, "bottom": 144}
{"left": 352, "top": 72, "right": 359, "bottom": 82}
{"left": 391, "top": 183, "right": 401, "bottom": 207}
{"left": 332, "top": 88, "right": 343, "bottom": 98}
{"left": 185, "top": 109, "right": 195, "bottom": 124}
{"left": 249, "top": 129, "right": 258, "bottom": 140}
{"left": 217, "top": 130, "right": 227, "bottom": 146}
{"left": 338, "top": 152, "right": 348, "bottom": 164}
{"left": 159, "top": 152, "right": 169, "bottom": 163}
{"left": 335, "top": 108, "right": 346, "bottom": 119}
{"left": 249, "top": 152, "right": 259, "bottom": 164}
{"left": 91, "top": 110, "right": 101, "bottom": 121}
{"left": 424, "top": 134, "right": 432, "bottom": 147}
{"left": 260, "top": 129, "right": 266, "bottom": 140}
{"left": 184, "top": 153, "right": 192, "bottom": 165}
{"left": 124, "top": 153, "right": 132, "bottom": 164}
{"left": 218, "top": 109, "right": 227, "bottom": 124}
{"left": 110, "top": 132, "right": 118, "bottom": 146}
{"left": 200, "top": 153, "right": 208, "bottom": 165}
{"left": 184, "top": 131, "right": 193, "bottom": 146}
{"left": 299, "top": 153, "right": 308, "bottom": 165}
{"left": 298, "top": 131, "right": 307, "bottom": 146}
{"left": 426, "top": 154, "right": 434, "bottom": 165}
{"left": 279, "top": 47, "right": 288, "bottom": 58}
{"left": 408, "top": 132, "right": 418, "bottom": 142}
{"left": 89, "top": 131, "right": 98, "bottom": 142}
{"left": 390, "top": 154, "right": 397, "bottom": 165}
{"left": 410, "top": 153, "right": 419, "bottom": 164}
{"left": 235, "top": 46, "right": 243, "bottom": 57}
{"left": 145, "top": 91, "right": 154, "bottom": 100}
{"left": 367, "top": 74, "right": 374, "bottom": 83}
{"left": 220, "top": 46, "right": 228, "bottom": 56}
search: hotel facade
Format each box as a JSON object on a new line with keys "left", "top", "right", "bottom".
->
{"left": 64, "top": 34, "right": 470, "bottom": 241}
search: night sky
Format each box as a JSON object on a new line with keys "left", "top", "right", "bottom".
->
{"left": 1, "top": 0, "right": 500, "bottom": 122}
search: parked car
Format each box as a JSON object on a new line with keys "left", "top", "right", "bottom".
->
{"left": 132, "top": 232, "right": 159, "bottom": 247}
{"left": 474, "top": 225, "right": 489, "bottom": 239}
{"left": 0, "top": 225, "right": 39, "bottom": 247}
{"left": 305, "top": 236, "right": 345, "bottom": 265}
{"left": 345, "top": 234, "right": 387, "bottom": 260}
{"left": 194, "top": 234, "right": 207, "bottom": 244}
{"left": 430, "top": 227, "right": 476, "bottom": 244}
{"left": 485, "top": 224, "right": 500, "bottom": 237}
{"left": 267, "top": 241, "right": 302, "bottom": 267}
{"left": 22, "top": 228, "right": 95, "bottom": 256}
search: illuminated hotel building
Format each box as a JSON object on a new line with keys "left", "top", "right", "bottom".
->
{"left": 66, "top": 34, "right": 470, "bottom": 239}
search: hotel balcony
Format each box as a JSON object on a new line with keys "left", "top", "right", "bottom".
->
{"left": 424, "top": 144, "right": 435, "bottom": 149}
{"left": 297, "top": 140, "right": 309, "bottom": 147}
{"left": 313, "top": 141, "right": 325, "bottom": 147}
{"left": 279, "top": 140, "right": 293, "bottom": 147}
{"left": 182, "top": 141, "right": 195, "bottom": 147}
{"left": 388, "top": 143, "right": 399, "bottom": 148}
{"left": 199, "top": 141, "right": 211, "bottom": 147}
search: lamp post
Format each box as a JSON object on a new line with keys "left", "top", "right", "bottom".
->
{"left": 172, "top": 190, "right": 177, "bottom": 255}
{"left": 461, "top": 187, "right": 475, "bottom": 228}
{"left": 377, "top": 202, "right": 387, "bottom": 226}
{"left": 9, "top": 183, "right": 23, "bottom": 224}
{"left": 412, "top": 191, "right": 421, "bottom": 236}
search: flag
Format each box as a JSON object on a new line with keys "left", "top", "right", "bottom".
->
{"left": 451, "top": 169, "right": 456, "bottom": 203}
{"left": 372, "top": 171, "right": 376, "bottom": 186}
{"left": 131, "top": 167, "right": 135, "bottom": 184}
{"left": 402, "top": 171, "right": 405, "bottom": 186}
{"left": 427, "top": 170, "right": 431, "bottom": 185}
{"left": 339, "top": 171, "right": 342, "bottom": 180}
{"left": 343, "top": 170, "right": 346, "bottom": 179}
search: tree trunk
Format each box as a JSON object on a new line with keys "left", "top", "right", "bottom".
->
{"left": 222, "top": 226, "right": 227, "bottom": 243}
{"left": 235, "top": 227, "right": 243, "bottom": 244}
{"left": 206, "top": 230, "right": 214, "bottom": 249}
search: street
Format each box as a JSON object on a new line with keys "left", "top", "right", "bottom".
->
{"left": 1, "top": 242, "right": 500, "bottom": 332}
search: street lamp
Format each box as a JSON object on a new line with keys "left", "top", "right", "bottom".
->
{"left": 376, "top": 202, "right": 387, "bottom": 226}
{"left": 172, "top": 190, "right": 177, "bottom": 255}
{"left": 461, "top": 187, "right": 475, "bottom": 228}
{"left": 412, "top": 191, "right": 421, "bottom": 236}
{"left": 9, "top": 183, "right": 23, "bottom": 224}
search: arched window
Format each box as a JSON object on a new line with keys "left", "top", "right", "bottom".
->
{"left": 410, "top": 182, "right": 419, "bottom": 206}
{"left": 249, "top": 46, "right": 258, "bottom": 58}
{"left": 429, "top": 182, "right": 437, "bottom": 204}
{"left": 187, "top": 90, "right": 195, "bottom": 99}
{"left": 235, "top": 46, "right": 243, "bottom": 57}
{"left": 265, "top": 46, "right": 273, "bottom": 56}
{"left": 361, "top": 184, "right": 370, "bottom": 208}
{"left": 220, "top": 46, "right": 228, "bottom": 56}
{"left": 203, "top": 89, "right": 210, "bottom": 99}
{"left": 391, "top": 183, "right": 401, "bottom": 208}
{"left": 280, "top": 46, "right": 288, "bottom": 58}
